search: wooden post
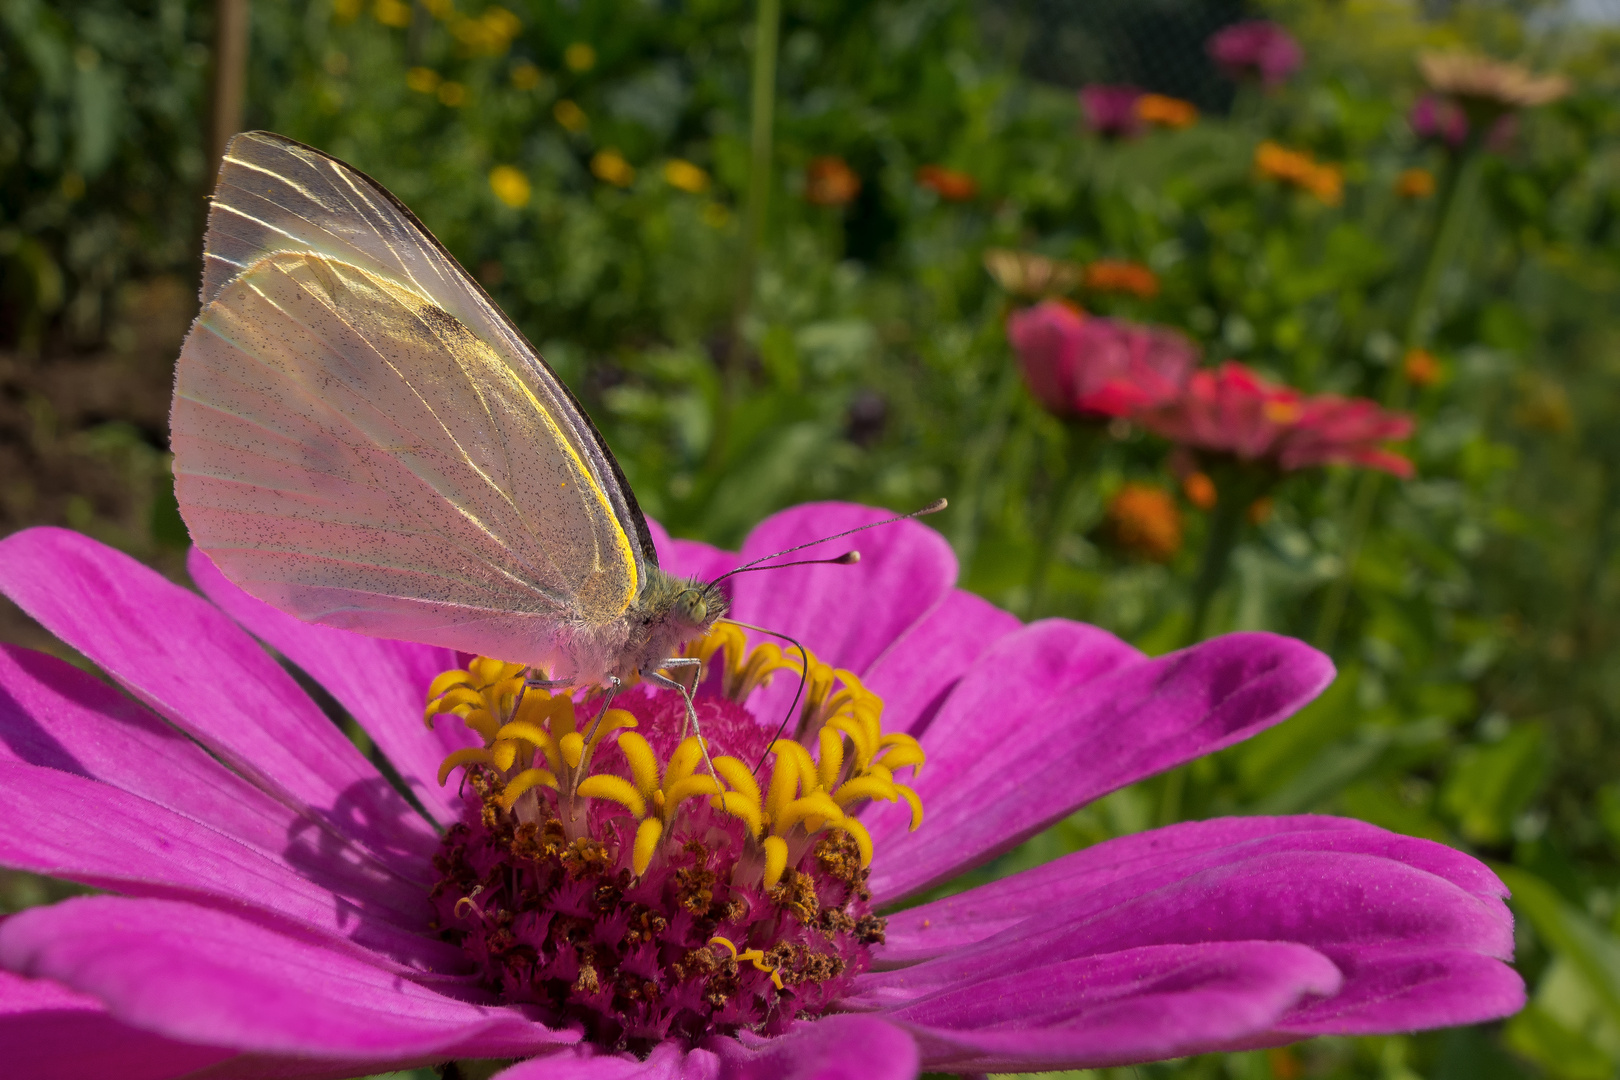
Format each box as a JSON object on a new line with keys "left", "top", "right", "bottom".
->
{"left": 210, "top": 0, "right": 251, "bottom": 173}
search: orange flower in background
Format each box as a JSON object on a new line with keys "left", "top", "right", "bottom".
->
{"left": 1255, "top": 141, "right": 1343, "bottom": 206}
{"left": 1247, "top": 496, "right": 1275, "bottom": 525}
{"left": 915, "top": 164, "right": 978, "bottom": 201}
{"left": 806, "top": 156, "right": 861, "bottom": 206}
{"left": 1396, "top": 168, "right": 1436, "bottom": 198}
{"left": 1107, "top": 483, "right": 1184, "bottom": 562}
{"left": 1404, "top": 348, "right": 1442, "bottom": 387}
{"left": 1083, "top": 259, "right": 1160, "bottom": 299}
{"left": 1136, "top": 93, "right": 1199, "bottom": 129}
{"left": 1183, "top": 471, "right": 1218, "bottom": 510}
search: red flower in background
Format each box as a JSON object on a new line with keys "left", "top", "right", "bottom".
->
{"left": 1008, "top": 300, "right": 1197, "bottom": 419}
{"left": 1080, "top": 85, "right": 1145, "bottom": 137}
{"left": 1208, "top": 20, "right": 1303, "bottom": 86}
{"left": 915, "top": 164, "right": 978, "bottom": 201}
{"left": 806, "top": 156, "right": 861, "bottom": 206}
{"left": 1136, "top": 362, "right": 1415, "bottom": 477}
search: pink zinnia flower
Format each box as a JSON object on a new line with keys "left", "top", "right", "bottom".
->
{"left": 1009, "top": 300, "right": 1197, "bottom": 419}
{"left": 0, "top": 504, "right": 1516, "bottom": 1076}
{"left": 1136, "top": 361, "right": 1416, "bottom": 477}
{"left": 1208, "top": 20, "right": 1304, "bottom": 86}
{"left": 1410, "top": 94, "right": 1519, "bottom": 153}
{"left": 1080, "top": 84, "right": 1144, "bottom": 137}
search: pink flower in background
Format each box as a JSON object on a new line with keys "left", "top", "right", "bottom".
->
{"left": 0, "top": 503, "right": 1515, "bottom": 1076}
{"left": 1410, "top": 94, "right": 1470, "bottom": 147}
{"left": 1080, "top": 84, "right": 1145, "bottom": 137}
{"left": 1208, "top": 20, "right": 1304, "bottom": 86}
{"left": 1009, "top": 301, "right": 1198, "bottom": 419}
{"left": 1136, "top": 361, "right": 1416, "bottom": 477}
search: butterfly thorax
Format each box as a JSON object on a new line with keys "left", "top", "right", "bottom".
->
{"left": 614, "top": 567, "right": 729, "bottom": 683}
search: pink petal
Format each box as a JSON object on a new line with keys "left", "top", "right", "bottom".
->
{"left": 0, "top": 759, "right": 459, "bottom": 973}
{"left": 493, "top": 1042, "right": 715, "bottom": 1079}
{"left": 0, "top": 896, "right": 572, "bottom": 1060}
{"left": 644, "top": 516, "right": 739, "bottom": 585}
{"left": 880, "top": 815, "right": 1510, "bottom": 963}
{"left": 0, "top": 528, "right": 438, "bottom": 875}
{"left": 187, "top": 548, "right": 474, "bottom": 823}
{"left": 863, "top": 588, "right": 1023, "bottom": 737}
{"left": 885, "top": 941, "right": 1340, "bottom": 1072}
{"left": 0, "top": 644, "right": 425, "bottom": 920}
{"left": 731, "top": 503, "right": 957, "bottom": 676}
{"left": 869, "top": 632, "right": 1333, "bottom": 901}
{"left": 713, "top": 1014, "right": 920, "bottom": 1080}
{"left": 1271, "top": 946, "right": 1525, "bottom": 1036}
{"left": 0, "top": 969, "right": 234, "bottom": 1080}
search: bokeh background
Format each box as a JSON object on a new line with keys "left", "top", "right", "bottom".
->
{"left": 6, "top": 0, "right": 1620, "bottom": 1076}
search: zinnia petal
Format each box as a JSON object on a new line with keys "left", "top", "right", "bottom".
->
{"left": 0, "top": 528, "right": 437, "bottom": 873}
{"left": 868, "top": 632, "right": 1334, "bottom": 900}
{"left": 732, "top": 502, "right": 957, "bottom": 674}
{"left": 644, "top": 516, "right": 739, "bottom": 585}
{"left": 0, "top": 968, "right": 235, "bottom": 1080}
{"left": 884, "top": 941, "right": 1340, "bottom": 1072}
{"left": 863, "top": 588, "right": 1024, "bottom": 737}
{"left": 713, "top": 1014, "right": 920, "bottom": 1080}
{"left": 187, "top": 548, "right": 474, "bottom": 823}
{"left": 0, "top": 896, "right": 572, "bottom": 1060}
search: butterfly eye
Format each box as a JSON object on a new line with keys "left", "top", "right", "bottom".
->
{"left": 685, "top": 595, "right": 708, "bottom": 623}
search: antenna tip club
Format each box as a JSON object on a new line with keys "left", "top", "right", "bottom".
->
{"left": 834, "top": 550, "right": 861, "bottom": 565}
{"left": 915, "top": 498, "right": 948, "bottom": 517}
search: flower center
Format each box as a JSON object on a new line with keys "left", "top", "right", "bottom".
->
{"left": 424, "top": 626, "right": 925, "bottom": 1054}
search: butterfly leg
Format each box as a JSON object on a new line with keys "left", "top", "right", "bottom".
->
{"left": 642, "top": 661, "right": 719, "bottom": 783}
{"left": 524, "top": 669, "right": 575, "bottom": 691}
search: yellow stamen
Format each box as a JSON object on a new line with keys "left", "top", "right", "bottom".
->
{"left": 762, "top": 835, "right": 790, "bottom": 889}
{"left": 586, "top": 708, "right": 638, "bottom": 752}
{"left": 664, "top": 774, "right": 724, "bottom": 808}
{"left": 710, "top": 791, "right": 763, "bottom": 837}
{"left": 896, "top": 784, "right": 925, "bottom": 831}
{"left": 577, "top": 773, "right": 646, "bottom": 817}
{"left": 662, "top": 736, "right": 707, "bottom": 790}
{"left": 559, "top": 732, "right": 584, "bottom": 770}
{"left": 491, "top": 739, "right": 519, "bottom": 772}
{"left": 616, "top": 731, "right": 662, "bottom": 797}
{"left": 712, "top": 755, "right": 761, "bottom": 807}
{"left": 832, "top": 775, "right": 897, "bottom": 807}
{"left": 495, "top": 720, "right": 561, "bottom": 772}
{"left": 497, "top": 767, "right": 558, "bottom": 808}
{"left": 633, "top": 817, "right": 663, "bottom": 875}
{"left": 438, "top": 747, "right": 494, "bottom": 785}
{"left": 817, "top": 726, "right": 845, "bottom": 790}
{"left": 830, "top": 817, "right": 874, "bottom": 867}
{"left": 777, "top": 793, "right": 844, "bottom": 834}
{"left": 426, "top": 668, "right": 474, "bottom": 703}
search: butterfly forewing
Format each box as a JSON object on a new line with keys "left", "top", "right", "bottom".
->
{"left": 173, "top": 137, "right": 646, "bottom": 668}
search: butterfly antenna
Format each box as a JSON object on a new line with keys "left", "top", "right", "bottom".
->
{"left": 707, "top": 498, "right": 947, "bottom": 588}
{"left": 720, "top": 618, "right": 812, "bottom": 775}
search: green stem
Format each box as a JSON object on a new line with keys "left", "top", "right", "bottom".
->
{"left": 706, "top": 0, "right": 780, "bottom": 473}
{"left": 950, "top": 358, "right": 1022, "bottom": 576}
{"left": 1184, "top": 467, "right": 1258, "bottom": 646}
{"left": 1311, "top": 146, "right": 1481, "bottom": 652}
{"left": 1025, "top": 422, "right": 1098, "bottom": 618}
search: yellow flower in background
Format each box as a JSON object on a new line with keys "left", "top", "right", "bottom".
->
{"left": 333, "top": 0, "right": 363, "bottom": 22}
{"left": 1396, "top": 167, "right": 1436, "bottom": 198}
{"left": 591, "top": 149, "right": 635, "bottom": 188}
{"left": 489, "top": 165, "right": 531, "bottom": 209}
{"left": 423, "top": 0, "right": 453, "bottom": 16}
{"left": 662, "top": 159, "right": 710, "bottom": 194}
{"left": 374, "top": 0, "right": 411, "bottom": 27}
{"left": 406, "top": 67, "right": 441, "bottom": 94}
{"left": 553, "top": 99, "right": 588, "bottom": 132}
{"left": 511, "top": 62, "right": 543, "bottom": 90}
{"left": 437, "top": 81, "right": 467, "bottom": 107}
{"left": 565, "top": 43, "right": 597, "bottom": 72}
{"left": 450, "top": 6, "right": 520, "bottom": 53}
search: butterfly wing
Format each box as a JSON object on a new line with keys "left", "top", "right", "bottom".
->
{"left": 172, "top": 134, "right": 646, "bottom": 670}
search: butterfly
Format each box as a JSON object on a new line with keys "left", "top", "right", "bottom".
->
{"left": 170, "top": 131, "right": 727, "bottom": 700}
{"left": 982, "top": 247, "right": 1084, "bottom": 300}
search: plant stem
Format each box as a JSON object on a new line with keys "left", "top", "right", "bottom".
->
{"left": 1311, "top": 145, "right": 1481, "bottom": 652}
{"left": 1185, "top": 465, "right": 1262, "bottom": 646}
{"left": 706, "top": 0, "right": 781, "bottom": 473}
{"left": 1025, "top": 421, "right": 1098, "bottom": 618}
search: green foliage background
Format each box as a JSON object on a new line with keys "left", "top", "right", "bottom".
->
{"left": 7, "top": 0, "right": 1620, "bottom": 1076}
